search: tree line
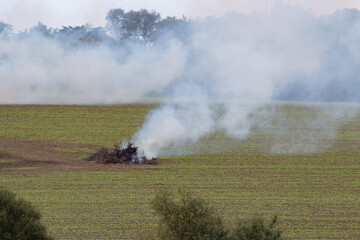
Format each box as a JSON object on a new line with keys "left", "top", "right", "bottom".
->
{"left": 0, "top": 8, "right": 191, "bottom": 47}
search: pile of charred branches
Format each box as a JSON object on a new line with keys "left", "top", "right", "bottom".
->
{"left": 86, "top": 142, "right": 157, "bottom": 165}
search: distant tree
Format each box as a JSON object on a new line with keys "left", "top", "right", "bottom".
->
{"left": 16, "top": 22, "right": 56, "bottom": 40}
{"left": 57, "top": 24, "right": 106, "bottom": 45}
{"left": 153, "top": 16, "right": 191, "bottom": 42}
{"left": 106, "top": 8, "right": 126, "bottom": 40}
{"left": 0, "top": 21, "right": 13, "bottom": 39}
{"left": 29, "top": 22, "right": 57, "bottom": 38}
{"left": 106, "top": 8, "right": 161, "bottom": 42}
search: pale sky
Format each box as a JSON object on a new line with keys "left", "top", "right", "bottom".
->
{"left": 1, "top": 0, "right": 360, "bottom": 31}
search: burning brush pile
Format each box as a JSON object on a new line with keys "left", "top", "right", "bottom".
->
{"left": 86, "top": 142, "right": 158, "bottom": 165}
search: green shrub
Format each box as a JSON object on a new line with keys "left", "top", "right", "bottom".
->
{"left": 151, "top": 188, "right": 229, "bottom": 240}
{"left": 0, "top": 189, "right": 53, "bottom": 240}
{"left": 230, "top": 215, "right": 282, "bottom": 240}
{"left": 151, "top": 189, "right": 283, "bottom": 240}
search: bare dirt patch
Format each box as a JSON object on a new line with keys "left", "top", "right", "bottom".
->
{"left": 0, "top": 138, "right": 100, "bottom": 172}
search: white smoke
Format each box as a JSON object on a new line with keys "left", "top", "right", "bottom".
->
{"left": 0, "top": 35, "right": 186, "bottom": 104}
{"left": 255, "top": 103, "right": 358, "bottom": 154}
{"left": 132, "top": 85, "right": 215, "bottom": 157}
{"left": 131, "top": 4, "right": 360, "bottom": 158}
{"left": 1, "top": 3, "right": 360, "bottom": 157}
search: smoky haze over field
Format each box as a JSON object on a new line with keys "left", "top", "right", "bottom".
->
{"left": 1, "top": 3, "right": 360, "bottom": 157}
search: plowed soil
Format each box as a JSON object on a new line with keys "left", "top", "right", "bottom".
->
{"left": 0, "top": 138, "right": 101, "bottom": 172}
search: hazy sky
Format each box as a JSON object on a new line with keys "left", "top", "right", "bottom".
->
{"left": 1, "top": 0, "right": 360, "bottom": 30}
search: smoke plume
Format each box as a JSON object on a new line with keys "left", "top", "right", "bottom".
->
{"left": 1, "top": 3, "right": 360, "bottom": 157}
{"left": 133, "top": 5, "right": 360, "bottom": 157}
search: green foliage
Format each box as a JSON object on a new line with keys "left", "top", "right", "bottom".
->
{"left": 151, "top": 189, "right": 283, "bottom": 240}
{"left": 0, "top": 189, "right": 53, "bottom": 240}
{"left": 231, "top": 215, "right": 282, "bottom": 240}
{"left": 151, "top": 188, "right": 229, "bottom": 240}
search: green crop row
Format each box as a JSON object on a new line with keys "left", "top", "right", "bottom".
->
{"left": 0, "top": 104, "right": 359, "bottom": 239}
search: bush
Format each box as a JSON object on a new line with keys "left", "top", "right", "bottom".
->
{"left": 151, "top": 188, "right": 229, "bottom": 240}
{"left": 0, "top": 189, "right": 53, "bottom": 240}
{"left": 231, "top": 215, "right": 282, "bottom": 240}
{"left": 151, "top": 189, "right": 283, "bottom": 240}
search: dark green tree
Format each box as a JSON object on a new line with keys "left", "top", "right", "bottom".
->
{"left": 0, "top": 189, "right": 53, "bottom": 240}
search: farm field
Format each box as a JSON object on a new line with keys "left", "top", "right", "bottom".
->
{"left": 0, "top": 104, "right": 359, "bottom": 239}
